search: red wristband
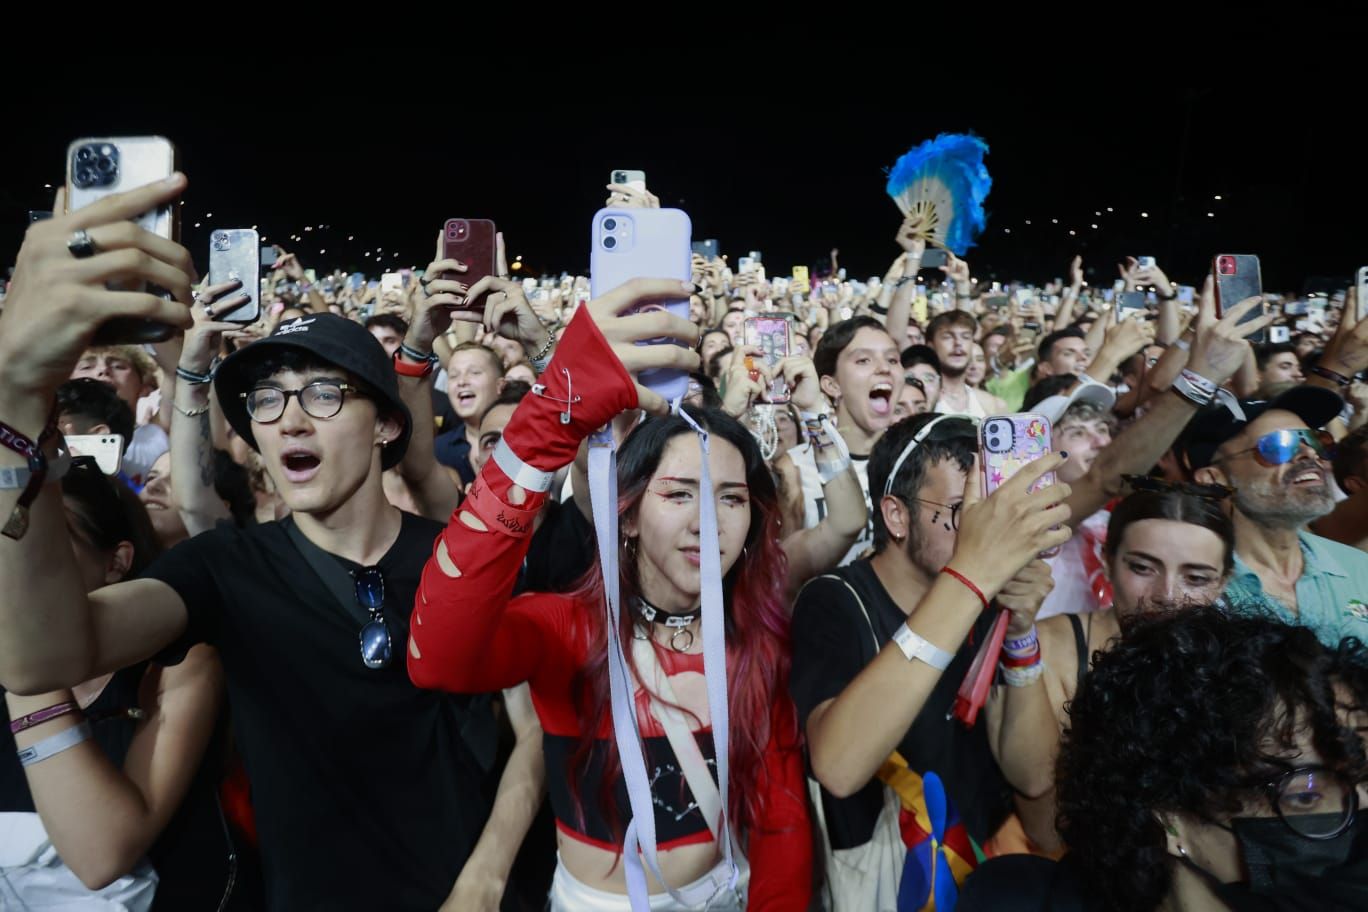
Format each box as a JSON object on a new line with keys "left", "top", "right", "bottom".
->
{"left": 392, "top": 349, "right": 435, "bottom": 378}
{"left": 1000, "top": 649, "right": 1042, "bottom": 669}
{"left": 941, "top": 566, "right": 989, "bottom": 611}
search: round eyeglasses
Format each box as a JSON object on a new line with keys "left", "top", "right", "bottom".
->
{"left": 241, "top": 381, "right": 364, "bottom": 423}
{"left": 1257, "top": 765, "right": 1360, "bottom": 840}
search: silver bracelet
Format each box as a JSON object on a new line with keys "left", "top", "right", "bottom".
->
{"left": 174, "top": 402, "right": 211, "bottom": 418}
{"left": 18, "top": 721, "right": 92, "bottom": 767}
{"left": 528, "top": 334, "right": 557, "bottom": 373}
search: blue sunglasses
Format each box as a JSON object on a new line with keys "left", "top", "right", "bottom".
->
{"left": 1224, "top": 428, "right": 1333, "bottom": 467}
{"left": 353, "top": 567, "right": 392, "bottom": 670}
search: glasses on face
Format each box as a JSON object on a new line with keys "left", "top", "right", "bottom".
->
{"left": 353, "top": 566, "right": 391, "bottom": 670}
{"left": 241, "top": 381, "right": 363, "bottom": 423}
{"left": 910, "top": 498, "right": 963, "bottom": 531}
{"left": 1122, "top": 474, "right": 1233, "bottom": 501}
{"left": 1240, "top": 766, "right": 1361, "bottom": 840}
{"left": 1221, "top": 427, "right": 1334, "bottom": 468}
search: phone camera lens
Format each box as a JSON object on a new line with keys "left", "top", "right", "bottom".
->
{"left": 96, "top": 156, "right": 115, "bottom": 174}
{"left": 604, "top": 236, "right": 618, "bottom": 250}
{"left": 75, "top": 168, "right": 94, "bottom": 186}
{"left": 604, "top": 218, "right": 618, "bottom": 232}
{"left": 76, "top": 146, "right": 95, "bottom": 163}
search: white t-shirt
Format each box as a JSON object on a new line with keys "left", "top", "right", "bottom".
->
{"left": 793, "top": 443, "right": 873, "bottom": 566}
{"left": 123, "top": 423, "right": 168, "bottom": 488}
{"left": 1039, "top": 507, "right": 1112, "bottom": 619}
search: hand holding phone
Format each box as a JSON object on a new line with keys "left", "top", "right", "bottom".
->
{"left": 443, "top": 219, "right": 497, "bottom": 310}
{"left": 64, "top": 137, "right": 189, "bottom": 345}
{"left": 590, "top": 208, "right": 694, "bottom": 402}
{"left": 66, "top": 434, "right": 124, "bottom": 475}
{"left": 948, "top": 437, "right": 1071, "bottom": 597}
{"left": 743, "top": 316, "right": 792, "bottom": 403}
{"left": 209, "top": 229, "right": 262, "bottom": 324}
{"left": 981, "top": 414, "right": 1064, "bottom": 558}
{"left": 1213, "top": 254, "right": 1267, "bottom": 345}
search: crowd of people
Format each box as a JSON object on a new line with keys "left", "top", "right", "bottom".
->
{"left": 0, "top": 166, "right": 1365, "bottom": 912}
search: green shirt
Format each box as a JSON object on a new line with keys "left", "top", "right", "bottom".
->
{"left": 1222, "top": 531, "right": 1368, "bottom": 650}
{"left": 986, "top": 364, "right": 1033, "bottom": 412}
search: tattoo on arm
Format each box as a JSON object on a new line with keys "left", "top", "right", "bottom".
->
{"left": 197, "top": 412, "right": 214, "bottom": 489}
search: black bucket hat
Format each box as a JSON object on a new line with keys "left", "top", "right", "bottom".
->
{"left": 213, "top": 314, "right": 412, "bottom": 470}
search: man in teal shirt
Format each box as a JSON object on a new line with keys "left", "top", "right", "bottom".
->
{"left": 1180, "top": 386, "right": 1368, "bottom": 647}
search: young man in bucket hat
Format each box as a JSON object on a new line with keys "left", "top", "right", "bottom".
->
{"left": 0, "top": 179, "right": 514, "bottom": 910}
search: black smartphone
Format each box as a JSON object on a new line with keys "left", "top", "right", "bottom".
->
{"left": 1119, "top": 290, "right": 1148, "bottom": 313}
{"left": 27, "top": 210, "right": 52, "bottom": 224}
{"left": 691, "top": 239, "right": 719, "bottom": 259}
{"left": 1213, "top": 254, "right": 1266, "bottom": 345}
{"left": 920, "top": 248, "right": 950, "bottom": 269}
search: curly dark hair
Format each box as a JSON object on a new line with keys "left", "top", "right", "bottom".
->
{"left": 1056, "top": 608, "right": 1368, "bottom": 912}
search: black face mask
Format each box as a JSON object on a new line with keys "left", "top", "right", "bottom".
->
{"left": 1181, "top": 813, "right": 1368, "bottom": 911}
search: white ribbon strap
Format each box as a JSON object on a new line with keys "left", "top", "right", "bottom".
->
{"left": 588, "top": 403, "right": 741, "bottom": 911}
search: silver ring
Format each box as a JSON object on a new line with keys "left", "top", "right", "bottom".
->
{"left": 67, "top": 229, "right": 97, "bottom": 259}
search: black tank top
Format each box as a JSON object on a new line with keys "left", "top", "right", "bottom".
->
{"left": 0, "top": 663, "right": 147, "bottom": 813}
{"left": 1, "top": 663, "right": 248, "bottom": 910}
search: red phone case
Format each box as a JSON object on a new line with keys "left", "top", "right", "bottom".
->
{"left": 442, "top": 219, "right": 497, "bottom": 309}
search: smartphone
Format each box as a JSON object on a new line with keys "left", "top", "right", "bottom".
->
{"left": 66, "top": 434, "right": 124, "bottom": 476}
{"left": 65, "top": 136, "right": 179, "bottom": 345}
{"left": 442, "top": 219, "right": 497, "bottom": 309}
{"left": 748, "top": 250, "right": 764, "bottom": 264}
{"left": 381, "top": 272, "right": 404, "bottom": 295}
{"left": 611, "top": 169, "right": 647, "bottom": 192}
{"left": 1137, "top": 256, "right": 1156, "bottom": 269}
{"left": 1356, "top": 267, "right": 1368, "bottom": 322}
{"left": 920, "top": 248, "right": 950, "bottom": 269}
{"left": 208, "top": 229, "right": 262, "bottom": 324}
{"left": 260, "top": 245, "right": 279, "bottom": 269}
{"left": 590, "top": 207, "right": 692, "bottom": 402}
{"left": 691, "top": 239, "right": 719, "bottom": 260}
{"left": 27, "top": 210, "right": 52, "bottom": 224}
{"left": 737, "top": 256, "right": 757, "bottom": 275}
{"left": 1119, "top": 290, "right": 1148, "bottom": 313}
{"left": 348, "top": 272, "right": 365, "bottom": 292}
{"left": 791, "top": 265, "right": 810, "bottom": 295}
{"left": 1177, "top": 285, "right": 1195, "bottom": 305}
{"left": 1213, "top": 254, "right": 1266, "bottom": 344}
{"left": 1284, "top": 300, "right": 1310, "bottom": 316}
{"left": 980, "top": 413, "right": 1059, "bottom": 556}
{"left": 743, "top": 316, "right": 792, "bottom": 404}
{"left": 1269, "top": 326, "right": 1291, "bottom": 344}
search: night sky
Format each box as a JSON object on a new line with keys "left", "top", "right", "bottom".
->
{"left": 4, "top": 79, "right": 1362, "bottom": 295}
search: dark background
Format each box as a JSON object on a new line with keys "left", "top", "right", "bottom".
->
{"left": 4, "top": 80, "right": 1362, "bottom": 293}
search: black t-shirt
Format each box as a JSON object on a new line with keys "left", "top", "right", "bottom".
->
{"left": 433, "top": 429, "right": 475, "bottom": 486}
{"left": 789, "top": 560, "right": 1013, "bottom": 847}
{"left": 958, "top": 855, "right": 1095, "bottom": 911}
{"left": 518, "top": 497, "right": 596, "bottom": 594}
{"left": 146, "top": 512, "right": 496, "bottom": 912}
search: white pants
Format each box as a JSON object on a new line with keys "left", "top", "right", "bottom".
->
{"left": 548, "top": 856, "right": 745, "bottom": 911}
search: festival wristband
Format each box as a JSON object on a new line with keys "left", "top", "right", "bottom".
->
{"left": 10, "top": 701, "right": 79, "bottom": 734}
{"left": 17, "top": 722, "right": 92, "bottom": 767}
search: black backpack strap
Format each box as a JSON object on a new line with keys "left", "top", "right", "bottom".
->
{"left": 283, "top": 517, "right": 371, "bottom": 627}
{"left": 1067, "top": 613, "right": 1089, "bottom": 696}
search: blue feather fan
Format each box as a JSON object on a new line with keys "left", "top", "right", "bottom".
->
{"left": 885, "top": 134, "right": 992, "bottom": 256}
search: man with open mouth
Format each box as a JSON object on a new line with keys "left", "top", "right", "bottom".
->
{"left": 1178, "top": 385, "right": 1368, "bottom": 647}
{"left": 812, "top": 316, "right": 906, "bottom": 564}
{"left": 0, "top": 182, "right": 510, "bottom": 912}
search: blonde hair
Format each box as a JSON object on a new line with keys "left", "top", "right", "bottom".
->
{"left": 87, "top": 345, "right": 158, "bottom": 387}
